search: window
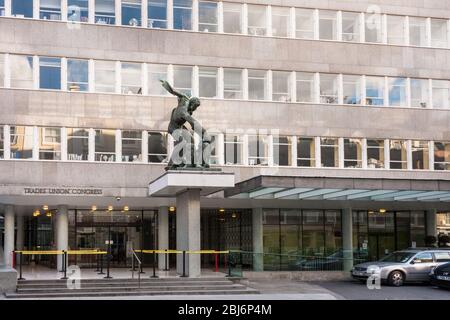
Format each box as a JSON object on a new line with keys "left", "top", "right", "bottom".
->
{"left": 414, "top": 252, "right": 433, "bottom": 263}
{"left": 0, "top": 126, "right": 4, "bottom": 159}
{"left": 95, "top": 129, "right": 116, "bottom": 161}
{"left": 273, "top": 136, "right": 292, "bottom": 166}
{"left": 434, "top": 252, "right": 450, "bottom": 263}
{"left": 390, "top": 140, "right": 407, "bottom": 169}
{"left": 297, "top": 137, "right": 315, "bottom": 167}
{"left": 40, "top": 0, "right": 61, "bottom": 20}
{"left": 12, "top": 0, "right": 33, "bottom": 18}
{"left": 387, "top": 15, "right": 406, "bottom": 45}
{"left": 343, "top": 75, "right": 362, "bottom": 104}
{"left": 67, "top": 128, "right": 89, "bottom": 161}
{"left": 410, "top": 78, "right": 429, "bottom": 108}
{"left": 199, "top": 67, "right": 217, "bottom": 98}
{"left": 148, "top": 0, "right": 167, "bottom": 29}
{"left": 95, "top": 0, "right": 115, "bottom": 25}
{"left": 365, "top": 76, "right": 385, "bottom": 106}
{"left": 223, "top": 2, "right": 241, "bottom": 34}
{"left": 319, "top": 10, "right": 337, "bottom": 40}
{"left": 295, "top": 8, "right": 314, "bottom": 39}
{"left": 431, "top": 19, "right": 448, "bottom": 48}
{"left": 39, "top": 127, "right": 61, "bottom": 160}
{"left": 409, "top": 17, "right": 428, "bottom": 47}
{"left": 148, "top": 132, "right": 168, "bottom": 162}
{"left": 0, "top": 54, "right": 4, "bottom": 87}
{"left": 206, "top": 133, "right": 219, "bottom": 165}
{"left": 198, "top": 1, "right": 217, "bottom": 32}
{"left": 247, "top": 4, "right": 266, "bottom": 36}
{"left": 122, "top": 0, "right": 141, "bottom": 27}
{"left": 303, "top": 210, "right": 325, "bottom": 256}
{"left": 10, "top": 126, "right": 34, "bottom": 159}
{"left": 173, "top": 65, "right": 192, "bottom": 96}
{"left": 324, "top": 210, "right": 342, "bottom": 255}
{"left": 39, "top": 57, "right": 61, "bottom": 90}
{"left": 272, "top": 71, "right": 291, "bottom": 102}
{"left": 0, "top": 0, "right": 4, "bottom": 16}
{"left": 223, "top": 68, "right": 242, "bottom": 99}
{"left": 296, "top": 72, "right": 315, "bottom": 103}
{"left": 367, "top": 139, "right": 385, "bottom": 169}
{"left": 272, "top": 7, "right": 290, "bottom": 38}
{"left": 344, "top": 138, "right": 362, "bottom": 168}
{"left": 67, "top": 59, "right": 89, "bottom": 92}
{"left": 122, "top": 130, "right": 142, "bottom": 162}
{"left": 388, "top": 77, "right": 407, "bottom": 106}
{"left": 10, "top": 55, "right": 34, "bottom": 89}
{"left": 224, "top": 134, "right": 243, "bottom": 165}
{"left": 68, "top": 0, "right": 89, "bottom": 23}
{"left": 434, "top": 142, "right": 450, "bottom": 170}
{"left": 432, "top": 80, "right": 450, "bottom": 109}
{"left": 248, "top": 134, "right": 269, "bottom": 166}
{"left": 321, "top": 138, "right": 339, "bottom": 168}
{"left": 342, "top": 12, "right": 360, "bottom": 42}
{"left": 121, "top": 62, "right": 142, "bottom": 94}
{"left": 365, "top": 12, "right": 383, "bottom": 43}
{"left": 95, "top": 60, "right": 116, "bottom": 93}
{"left": 248, "top": 69, "right": 267, "bottom": 101}
{"left": 411, "top": 140, "right": 429, "bottom": 170}
{"left": 320, "top": 74, "right": 338, "bottom": 104}
{"left": 147, "top": 64, "right": 168, "bottom": 95}
{"left": 173, "top": 0, "right": 192, "bottom": 30}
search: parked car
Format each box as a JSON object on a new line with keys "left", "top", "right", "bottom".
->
{"left": 430, "top": 262, "right": 450, "bottom": 290}
{"left": 351, "top": 248, "right": 450, "bottom": 287}
{"left": 290, "top": 250, "right": 368, "bottom": 271}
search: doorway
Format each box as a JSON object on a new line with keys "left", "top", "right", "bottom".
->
{"left": 368, "top": 234, "right": 395, "bottom": 261}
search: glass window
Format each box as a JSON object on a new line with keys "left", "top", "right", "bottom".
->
{"left": 343, "top": 75, "right": 362, "bottom": 104}
{"left": 432, "top": 80, "right": 450, "bottom": 109}
{"left": 67, "top": 128, "right": 88, "bottom": 161}
{"left": 319, "top": 74, "right": 338, "bottom": 104}
{"left": 95, "top": 0, "right": 115, "bottom": 25}
{"left": 223, "top": 2, "right": 241, "bottom": 34}
{"left": 95, "top": 129, "right": 116, "bottom": 161}
{"left": 342, "top": 12, "right": 360, "bottom": 42}
{"left": 206, "top": 133, "right": 219, "bottom": 165}
{"left": 273, "top": 136, "right": 291, "bottom": 166}
{"left": 248, "top": 134, "right": 269, "bottom": 166}
{"left": 122, "top": 130, "right": 142, "bottom": 162}
{"left": 12, "top": 0, "right": 33, "bottom": 18}
{"left": 40, "top": 0, "right": 61, "bottom": 20}
{"left": 365, "top": 76, "right": 385, "bottom": 106}
{"left": 224, "top": 134, "right": 243, "bottom": 165}
{"left": 247, "top": 4, "right": 266, "bottom": 36}
{"left": 223, "top": 68, "right": 242, "bottom": 99}
{"left": 173, "top": 0, "right": 192, "bottom": 30}
{"left": 0, "top": 53, "right": 4, "bottom": 87}
{"left": 148, "top": 0, "right": 167, "bottom": 29}
{"left": 431, "top": 19, "right": 448, "bottom": 48}
{"left": 387, "top": 15, "right": 405, "bottom": 45}
{"left": 297, "top": 137, "right": 315, "bottom": 167}
{"left": 434, "top": 142, "right": 450, "bottom": 170}
{"left": 39, "top": 127, "right": 61, "bottom": 160}
{"left": 121, "top": 62, "right": 142, "bottom": 94}
{"left": 303, "top": 210, "right": 325, "bottom": 256}
{"left": 410, "top": 211, "right": 425, "bottom": 248}
{"left": 248, "top": 69, "right": 266, "bottom": 101}
{"left": 198, "top": 1, "right": 217, "bottom": 33}
{"left": 95, "top": 60, "right": 116, "bottom": 93}
{"left": 296, "top": 72, "right": 315, "bottom": 103}
{"left": 148, "top": 132, "right": 168, "bottom": 163}
{"left": 68, "top": 0, "right": 89, "bottom": 23}
{"left": 344, "top": 138, "right": 362, "bottom": 168}
{"left": 39, "top": 57, "right": 61, "bottom": 90}
{"left": 272, "top": 71, "right": 291, "bottom": 102}
{"left": 410, "top": 78, "right": 429, "bottom": 108}
{"left": 263, "top": 209, "right": 281, "bottom": 270}
{"left": 271, "top": 6, "right": 290, "bottom": 38}
{"left": 10, "top": 55, "right": 34, "bottom": 89}
{"left": 319, "top": 10, "right": 337, "bottom": 40}
{"left": 325, "top": 210, "right": 342, "bottom": 256}
{"left": 122, "top": 0, "right": 141, "bottom": 26}
{"left": 365, "top": 12, "right": 383, "bottom": 43}
{"left": 148, "top": 63, "right": 167, "bottom": 95}
{"left": 173, "top": 65, "right": 192, "bottom": 96}
{"left": 390, "top": 140, "right": 407, "bottom": 169}
{"left": 409, "top": 17, "right": 428, "bottom": 47}
{"left": 67, "top": 59, "right": 89, "bottom": 92}
{"left": 199, "top": 67, "right": 217, "bottom": 98}
{"left": 321, "top": 138, "right": 338, "bottom": 168}
{"left": 367, "top": 139, "right": 385, "bottom": 169}
{"left": 411, "top": 140, "right": 429, "bottom": 170}
{"left": 0, "top": 126, "right": 3, "bottom": 159}
{"left": 295, "top": 8, "right": 314, "bottom": 39}
{"left": 10, "top": 126, "right": 34, "bottom": 159}
{"left": 0, "top": 0, "right": 4, "bottom": 16}
{"left": 388, "top": 77, "right": 407, "bottom": 106}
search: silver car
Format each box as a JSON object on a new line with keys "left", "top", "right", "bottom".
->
{"left": 351, "top": 249, "right": 450, "bottom": 287}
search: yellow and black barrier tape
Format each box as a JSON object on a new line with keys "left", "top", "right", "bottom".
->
{"left": 134, "top": 249, "right": 229, "bottom": 254}
{"left": 14, "top": 250, "right": 64, "bottom": 255}
{"left": 66, "top": 250, "right": 107, "bottom": 255}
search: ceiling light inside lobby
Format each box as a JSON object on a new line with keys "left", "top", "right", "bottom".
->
{"left": 124, "top": 206, "right": 129, "bottom": 211}
{"left": 108, "top": 206, "right": 113, "bottom": 211}
{"left": 379, "top": 209, "right": 387, "bottom": 214}
{"left": 33, "top": 210, "right": 40, "bottom": 217}
{"left": 169, "top": 206, "right": 175, "bottom": 212}
{"left": 42, "top": 205, "right": 48, "bottom": 211}
{"left": 91, "top": 205, "right": 97, "bottom": 212}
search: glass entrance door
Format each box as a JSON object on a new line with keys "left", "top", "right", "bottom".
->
{"left": 368, "top": 234, "right": 395, "bottom": 261}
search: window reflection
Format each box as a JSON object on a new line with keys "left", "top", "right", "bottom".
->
{"left": 296, "top": 72, "right": 314, "bottom": 103}
{"left": 148, "top": 132, "right": 168, "bottom": 163}
{"left": 342, "top": 12, "right": 360, "bottom": 42}
{"left": 199, "top": 67, "right": 217, "bottom": 98}
{"left": 148, "top": 64, "right": 168, "bottom": 95}
{"left": 344, "top": 138, "right": 362, "bottom": 168}
{"left": 40, "top": 0, "right": 61, "bottom": 20}
{"left": 297, "top": 137, "right": 315, "bottom": 167}
{"left": 0, "top": 126, "right": 3, "bottom": 159}
{"left": 67, "top": 59, "right": 89, "bottom": 92}
{"left": 95, "top": 129, "right": 116, "bottom": 162}
{"left": 68, "top": 0, "right": 89, "bottom": 23}
{"left": 320, "top": 138, "right": 338, "bottom": 168}
{"left": 122, "top": 0, "right": 141, "bottom": 27}
{"left": 148, "top": 0, "right": 167, "bottom": 29}
{"left": 411, "top": 140, "right": 429, "bottom": 170}
{"left": 431, "top": 19, "right": 448, "bottom": 48}
{"left": 95, "top": 60, "right": 116, "bottom": 93}
{"left": 12, "top": 0, "right": 33, "bottom": 18}
{"left": 247, "top": 4, "right": 266, "bottom": 36}
{"left": 67, "top": 128, "right": 89, "bottom": 161}
{"left": 224, "top": 134, "right": 243, "bottom": 165}
{"left": 365, "top": 76, "right": 385, "bottom": 106}
{"left": 320, "top": 74, "right": 338, "bottom": 104}
{"left": 0, "top": 53, "right": 4, "bottom": 87}
{"left": 95, "top": 0, "right": 115, "bottom": 25}
{"left": 432, "top": 80, "right": 450, "bottom": 109}
{"left": 223, "top": 68, "right": 242, "bottom": 99}
{"left": 367, "top": 139, "right": 385, "bottom": 169}
{"left": 410, "top": 78, "right": 429, "bottom": 108}
{"left": 10, "top": 55, "right": 34, "bottom": 89}
{"left": 387, "top": 15, "right": 405, "bottom": 45}
{"left": 0, "top": 0, "right": 4, "bottom": 16}
{"left": 319, "top": 10, "right": 337, "bottom": 40}
{"left": 388, "top": 77, "right": 407, "bottom": 106}
{"left": 122, "top": 130, "right": 142, "bottom": 162}
{"left": 39, "top": 127, "right": 61, "bottom": 160}
{"left": 173, "top": 0, "right": 192, "bottom": 30}
{"left": 271, "top": 7, "right": 290, "bottom": 38}
{"left": 39, "top": 57, "right": 61, "bottom": 90}
{"left": 248, "top": 134, "right": 269, "bottom": 166}
{"left": 121, "top": 62, "right": 142, "bottom": 94}
{"left": 409, "top": 17, "right": 428, "bottom": 47}
{"left": 10, "top": 126, "right": 34, "bottom": 159}
{"left": 198, "top": 1, "right": 217, "bottom": 33}
{"left": 273, "top": 136, "right": 291, "bottom": 166}
{"left": 223, "top": 2, "right": 241, "bottom": 34}
{"left": 365, "top": 13, "right": 383, "bottom": 43}
{"left": 295, "top": 8, "right": 314, "bottom": 39}
{"left": 434, "top": 142, "right": 450, "bottom": 170}
{"left": 343, "top": 75, "right": 361, "bottom": 104}
{"left": 173, "top": 65, "right": 192, "bottom": 96}
{"left": 389, "top": 140, "right": 407, "bottom": 169}
{"left": 272, "top": 71, "right": 291, "bottom": 102}
{"left": 248, "top": 69, "right": 266, "bottom": 101}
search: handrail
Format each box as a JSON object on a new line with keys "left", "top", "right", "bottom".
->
{"left": 131, "top": 249, "right": 142, "bottom": 289}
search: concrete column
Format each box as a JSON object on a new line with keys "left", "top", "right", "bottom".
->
{"left": 176, "top": 189, "right": 201, "bottom": 277}
{"left": 342, "top": 208, "right": 354, "bottom": 272}
{"left": 252, "top": 208, "right": 263, "bottom": 271}
{"left": 426, "top": 209, "right": 437, "bottom": 237}
{"left": 158, "top": 206, "right": 169, "bottom": 270}
{"left": 16, "top": 215, "right": 24, "bottom": 251}
{"left": 3, "top": 205, "right": 15, "bottom": 267}
{"left": 56, "top": 205, "right": 69, "bottom": 271}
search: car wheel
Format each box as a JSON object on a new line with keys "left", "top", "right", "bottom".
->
{"left": 388, "top": 271, "right": 405, "bottom": 287}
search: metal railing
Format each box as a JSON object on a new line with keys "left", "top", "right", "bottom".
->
{"left": 131, "top": 249, "right": 142, "bottom": 289}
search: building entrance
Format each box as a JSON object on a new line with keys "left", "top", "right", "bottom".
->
{"left": 368, "top": 234, "right": 396, "bottom": 261}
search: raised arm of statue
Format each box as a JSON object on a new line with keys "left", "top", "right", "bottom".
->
{"left": 160, "top": 80, "right": 188, "bottom": 99}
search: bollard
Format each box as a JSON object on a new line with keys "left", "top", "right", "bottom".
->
{"left": 164, "top": 249, "right": 169, "bottom": 271}
{"left": 18, "top": 252, "right": 24, "bottom": 280}
{"left": 96, "top": 252, "right": 100, "bottom": 272}
{"left": 98, "top": 254, "right": 105, "bottom": 275}
{"left": 12, "top": 251, "right": 15, "bottom": 269}
{"left": 151, "top": 250, "right": 158, "bottom": 278}
{"left": 214, "top": 252, "right": 219, "bottom": 272}
{"left": 61, "top": 251, "right": 68, "bottom": 280}
{"left": 181, "top": 250, "right": 187, "bottom": 277}
{"left": 104, "top": 253, "right": 112, "bottom": 279}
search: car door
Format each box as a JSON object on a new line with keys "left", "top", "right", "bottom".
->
{"left": 408, "top": 252, "right": 437, "bottom": 281}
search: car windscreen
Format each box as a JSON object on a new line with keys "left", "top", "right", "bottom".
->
{"left": 379, "top": 252, "right": 416, "bottom": 263}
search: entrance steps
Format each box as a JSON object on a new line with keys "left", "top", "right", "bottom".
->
{"left": 5, "top": 277, "right": 259, "bottom": 298}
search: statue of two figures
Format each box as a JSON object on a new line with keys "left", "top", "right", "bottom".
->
{"left": 160, "top": 80, "right": 213, "bottom": 171}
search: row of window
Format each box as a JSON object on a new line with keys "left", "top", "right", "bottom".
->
{"left": 0, "top": 125, "right": 449, "bottom": 171}
{"left": 1, "top": 1, "right": 450, "bottom": 50}
{"left": 1, "top": 53, "right": 450, "bottom": 109}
